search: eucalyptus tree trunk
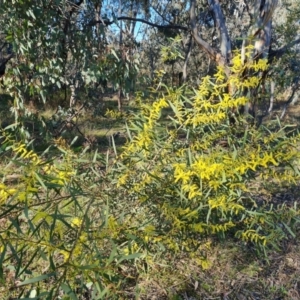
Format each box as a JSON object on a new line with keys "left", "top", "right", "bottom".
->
{"left": 69, "top": 80, "right": 80, "bottom": 108}
{"left": 190, "top": 0, "right": 279, "bottom": 117}
{"left": 182, "top": 35, "right": 194, "bottom": 84}
{"left": 94, "top": 1, "right": 102, "bottom": 50}
{"left": 242, "top": 0, "right": 278, "bottom": 61}
{"left": 190, "top": 0, "right": 278, "bottom": 67}
{"left": 118, "top": 0, "right": 123, "bottom": 111}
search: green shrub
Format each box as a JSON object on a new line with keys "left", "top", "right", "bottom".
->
{"left": 0, "top": 136, "right": 137, "bottom": 299}
{"left": 0, "top": 50, "right": 299, "bottom": 298}
{"left": 115, "top": 50, "right": 300, "bottom": 259}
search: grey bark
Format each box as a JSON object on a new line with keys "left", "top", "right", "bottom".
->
{"left": 242, "top": 0, "right": 279, "bottom": 62}
{"left": 182, "top": 35, "right": 194, "bottom": 83}
{"left": 69, "top": 79, "right": 80, "bottom": 108}
{"left": 190, "top": 0, "right": 217, "bottom": 61}
{"left": 208, "top": 0, "right": 232, "bottom": 63}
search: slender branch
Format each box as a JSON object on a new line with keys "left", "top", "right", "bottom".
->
{"left": 152, "top": 6, "right": 173, "bottom": 25}
{"left": 182, "top": 35, "right": 194, "bottom": 83}
{"left": 280, "top": 82, "right": 300, "bottom": 119}
{"left": 88, "top": 16, "right": 188, "bottom": 31}
{"left": 190, "top": 0, "right": 216, "bottom": 60}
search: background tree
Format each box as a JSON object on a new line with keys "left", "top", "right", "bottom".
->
{"left": 0, "top": 0, "right": 299, "bottom": 139}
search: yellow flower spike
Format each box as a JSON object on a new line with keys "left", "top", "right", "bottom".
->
{"left": 19, "top": 147, "right": 27, "bottom": 158}
{"left": 71, "top": 217, "right": 82, "bottom": 228}
{"left": 7, "top": 188, "right": 17, "bottom": 196}
{"left": 117, "top": 173, "right": 129, "bottom": 187}
{"left": 24, "top": 150, "right": 34, "bottom": 159}
{"left": 26, "top": 186, "right": 38, "bottom": 193}
{"left": 173, "top": 163, "right": 192, "bottom": 184}
{"left": 60, "top": 250, "right": 70, "bottom": 263}
{"left": 17, "top": 191, "right": 27, "bottom": 202}
{"left": 123, "top": 248, "right": 130, "bottom": 255}
{"left": 0, "top": 191, "right": 8, "bottom": 203}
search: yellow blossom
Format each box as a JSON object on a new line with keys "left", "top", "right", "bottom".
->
{"left": 71, "top": 217, "right": 82, "bottom": 228}
{"left": 60, "top": 250, "right": 70, "bottom": 262}
{"left": 173, "top": 163, "right": 192, "bottom": 184}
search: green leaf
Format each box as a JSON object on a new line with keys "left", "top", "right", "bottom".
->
{"left": 117, "top": 252, "right": 143, "bottom": 264}
{"left": 60, "top": 283, "right": 78, "bottom": 300}
{"left": 93, "top": 148, "right": 98, "bottom": 163}
{"left": 93, "top": 281, "right": 110, "bottom": 299}
{"left": 110, "top": 49, "right": 119, "bottom": 61}
{"left": 34, "top": 172, "right": 47, "bottom": 190}
{"left": 106, "top": 244, "right": 117, "bottom": 266}
{"left": 70, "top": 136, "right": 78, "bottom": 146}
{"left": 282, "top": 222, "right": 296, "bottom": 238}
{"left": 17, "top": 249, "right": 39, "bottom": 277}
{"left": 17, "top": 273, "right": 56, "bottom": 286}
{"left": 77, "top": 264, "right": 99, "bottom": 270}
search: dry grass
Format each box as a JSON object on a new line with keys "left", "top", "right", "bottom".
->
{"left": 130, "top": 236, "right": 300, "bottom": 299}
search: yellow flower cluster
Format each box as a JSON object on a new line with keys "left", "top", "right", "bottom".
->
{"left": 119, "top": 98, "right": 169, "bottom": 188}
{"left": 208, "top": 196, "right": 244, "bottom": 215}
{"left": 172, "top": 145, "right": 280, "bottom": 202}
{"left": 0, "top": 138, "right": 75, "bottom": 206}
{"left": 240, "top": 229, "right": 267, "bottom": 246}
{"left": 0, "top": 184, "right": 17, "bottom": 205}
{"left": 115, "top": 47, "right": 300, "bottom": 256}
{"left": 105, "top": 108, "right": 123, "bottom": 119}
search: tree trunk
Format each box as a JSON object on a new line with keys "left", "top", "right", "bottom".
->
{"left": 69, "top": 79, "right": 79, "bottom": 108}
{"left": 94, "top": 1, "right": 102, "bottom": 49}
{"left": 189, "top": 0, "right": 279, "bottom": 119}
{"left": 182, "top": 35, "right": 193, "bottom": 83}
{"left": 190, "top": 0, "right": 279, "bottom": 68}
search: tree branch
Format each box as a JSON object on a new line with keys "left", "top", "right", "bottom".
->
{"left": 280, "top": 81, "right": 300, "bottom": 119}
{"left": 254, "top": 0, "right": 278, "bottom": 58}
{"left": 88, "top": 16, "right": 188, "bottom": 31}
{"left": 190, "top": 0, "right": 216, "bottom": 60}
{"left": 152, "top": 6, "right": 173, "bottom": 26}
{"left": 182, "top": 35, "right": 194, "bottom": 83}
